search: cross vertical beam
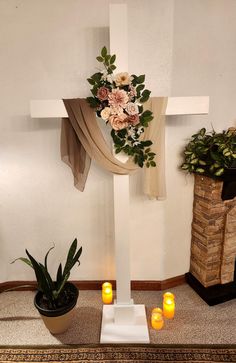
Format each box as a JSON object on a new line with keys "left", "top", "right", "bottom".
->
{"left": 109, "top": 4, "right": 132, "bottom": 306}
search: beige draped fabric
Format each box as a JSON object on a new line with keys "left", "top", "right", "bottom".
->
{"left": 143, "top": 97, "right": 168, "bottom": 199}
{"left": 61, "top": 97, "right": 167, "bottom": 198}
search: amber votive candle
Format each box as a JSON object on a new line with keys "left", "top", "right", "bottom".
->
{"left": 163, "top": 292, "right": 175, "bottom": 319}
{"left": 102, "top": 282, "right": 113, "bottom": 304}
{"left": 151, "top": 308, "right": 164, "bottom": 330}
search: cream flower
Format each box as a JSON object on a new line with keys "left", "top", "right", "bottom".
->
{"left": 109, "top": 113, "right": 128, "bottom": 131}
{"left": 100, "top": 107, "right": 111, "bottom": 121}
{"left": 110, "top": 105, "right": 124, "bottom": 115}
{"left": 114, "top": 72, "right": 131, "bottom": 86}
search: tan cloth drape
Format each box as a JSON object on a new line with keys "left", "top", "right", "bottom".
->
{"left": 143, "top": 97, "right": 168, "bottom": 199}
{"left": 61, "top": 97, "right": 167, "bottom": 198}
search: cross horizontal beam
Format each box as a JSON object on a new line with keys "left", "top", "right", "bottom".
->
{"left": 30, "top": 96, "right": 209, "bottom": 118}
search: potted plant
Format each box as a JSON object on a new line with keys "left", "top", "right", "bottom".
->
{"left": 12, "top": 238, "right": 82, "bottom": 334}
{"left": 181, "top": 127, "right": 236, "bottom": 179}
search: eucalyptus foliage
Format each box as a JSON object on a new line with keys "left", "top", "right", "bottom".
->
{"left": 181, "top": 127, "right": 236, "bottom": 178}
{"left": 12, "top": 239, "right": 82, "bottom": 309}
{"left": 87, "top": 46, "right": 156, "bottom": 168}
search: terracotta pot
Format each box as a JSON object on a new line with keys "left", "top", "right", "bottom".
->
{"left": 34, "top": 282, "right": 78, "bottom": 334}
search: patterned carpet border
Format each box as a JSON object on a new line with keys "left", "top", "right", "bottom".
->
{"left": 0, "top": 345, "right": 235, "bottom": 363}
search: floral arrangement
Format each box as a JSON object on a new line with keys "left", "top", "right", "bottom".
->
{"left": 86, "top": 46, "right": 156, "bottom": 168}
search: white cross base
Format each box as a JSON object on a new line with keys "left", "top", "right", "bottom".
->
{"left": 100, "top": 304, "right": 149, "bottom": 343}
{"left": 30, "top": 4, "right": 209, "bottom": 343}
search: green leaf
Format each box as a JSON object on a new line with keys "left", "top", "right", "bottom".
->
{"left": 136, "top": 75, "right": 145, "bottom": 84}
{"left": 91, "top": 72, "right": 102, "bottom": 82}
{"left": 195, "top": 168, "right": 205, "bottom": 173}
{"left": 181, "top": 164, "right": 190, "bottom": 170}
{"left": 44, "top": 245, "right": 54, "bottom": 272}
{"left": 210, "top": 150, "right": 222, "bottom": 162}
{"left": 72, "top": 246, "right": 82, "bottom": 267}
{"left": 190, "top": 158, "right": 198, "bottom": 165}
{"left": 11, "top": 257, "right": 33, "bottom": 268}
{"left": 56, "top": 263, "right": 63, "bottom": 286}
{"left": 140, "top": 89, "right": 151, "bottom": 103}
{"left": 63, "top": 238, "right": 77, "bottom": 277}
{"left": 110, "top": 54, "right": 116, "bottom": 64}
{"left": 39, "top": 263, "right": 54, "bottom": 292}
{"left": 110, "top": 64, "right": 116, "bottom": 71}
{"left": 136, "top": 84, "right": 145, "bottom": 93}
{"left": 25, "top": 250, "right": 51, "bottom": 297}
{"left": 142, "top": 140, "right": 152, "bottom": 147}
{"left": 214, "top": 168, "right": 224, "bottom": 176}
{"left": 101, "top": 46, "right": 107, "bottom": 57}
{"left": 87, "top": 78, "right": 95, "bottom": 85}
{"left": 86, "top": 97, "right": 99, "bottom": 108}
{"left": 96, "top": 56, "right": 104, "bottom": 62}
{"left": 200, "top": 128, "right": 206, "bottom": 137}
{"left": 150, "top": 161, "right": 156, "bottom": 167}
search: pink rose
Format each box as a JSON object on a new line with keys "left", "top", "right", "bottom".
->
{"left": 129, "top": 85, "right": 137, "bottom": 99}
{"left": 108, "top": 88, "right": 129, "bottom": 109}
{"left": 128, "top": 114, "right": 139, "bottom": 126}
{"left": 97, "top": 87, "right": 109, "bottom": 101}
{"left": 109, "top": 113, "right": 128, "bottom": 130}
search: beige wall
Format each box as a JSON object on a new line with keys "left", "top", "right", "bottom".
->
{"left": 0, "top": 0, "right": 235, "bottom": 283}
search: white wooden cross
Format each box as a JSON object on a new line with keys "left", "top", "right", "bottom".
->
{"left": 30, "top": 4, "right": 209, "bottom": 343}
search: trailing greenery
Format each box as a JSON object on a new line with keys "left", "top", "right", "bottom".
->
{"left": 87, "top": 46, "right": 156, "bottom": 168}
{"left": 11, "top": 239, "right": 82, "bottom": 309}
{"left": 181, "top": 127, "right": 236, "bottom": 178}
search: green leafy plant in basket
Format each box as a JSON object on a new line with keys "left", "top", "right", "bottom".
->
{"left": 181, "top": 127, "right": 236, "bottom": 179}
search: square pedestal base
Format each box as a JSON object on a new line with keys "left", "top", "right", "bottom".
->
{"left": 100, "top": 304, "right": 150, "bottom": 343}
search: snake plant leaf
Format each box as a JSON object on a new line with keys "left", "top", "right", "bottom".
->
{"left": 63, "top": 238, "right": 77, "bottom": 277}
{"left": 72, "top": 246, "right": 82, "bottom": 267}
{"left": 25, "top": 250, "right": 51, "bottom": 297}
{"left": 56, "top": 263, "right": 63, "bottom": 286}
{"left": 11, "top": 257, "right": 33, "bottom": 268}
{"left": 53, "top": 272, "right": 70, "bottom": 300}
{"left": 39, "top": 263, "right": 54, "bottom": 292}
{"left": 44, "top": 245, "right": 55, "bottom": 272}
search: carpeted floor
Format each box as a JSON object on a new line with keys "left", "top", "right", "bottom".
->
{"left": 0, "top": 345, "right": 236, "bottom": 363}
{"left": 0, "top": 284, "right": 235, "bottom": 345}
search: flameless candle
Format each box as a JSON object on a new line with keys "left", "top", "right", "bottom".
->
{"left": 102, "top": 282, "right": 113, "bottom": 304}
{"left": 151, "top": 308, "right": 164, "bottom": 330}
{"left": 163, "top": 292, "right": 175, "bottom": 319}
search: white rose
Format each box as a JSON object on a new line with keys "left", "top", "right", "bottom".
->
{"left": 101, "top": 70, "right": 108, "bottom": 81}
{"left": 125, "top": 102, "right": 139, "bottom": 115}
{"left": 101, "top": 107, "right": 111, "bottom": 121}
{"left": 106, "top": 74, "right": 114, "bottom": 83}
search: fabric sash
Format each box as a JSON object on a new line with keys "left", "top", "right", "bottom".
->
{"left": 61, "top": 97, "right": 167, "bottom": 199}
